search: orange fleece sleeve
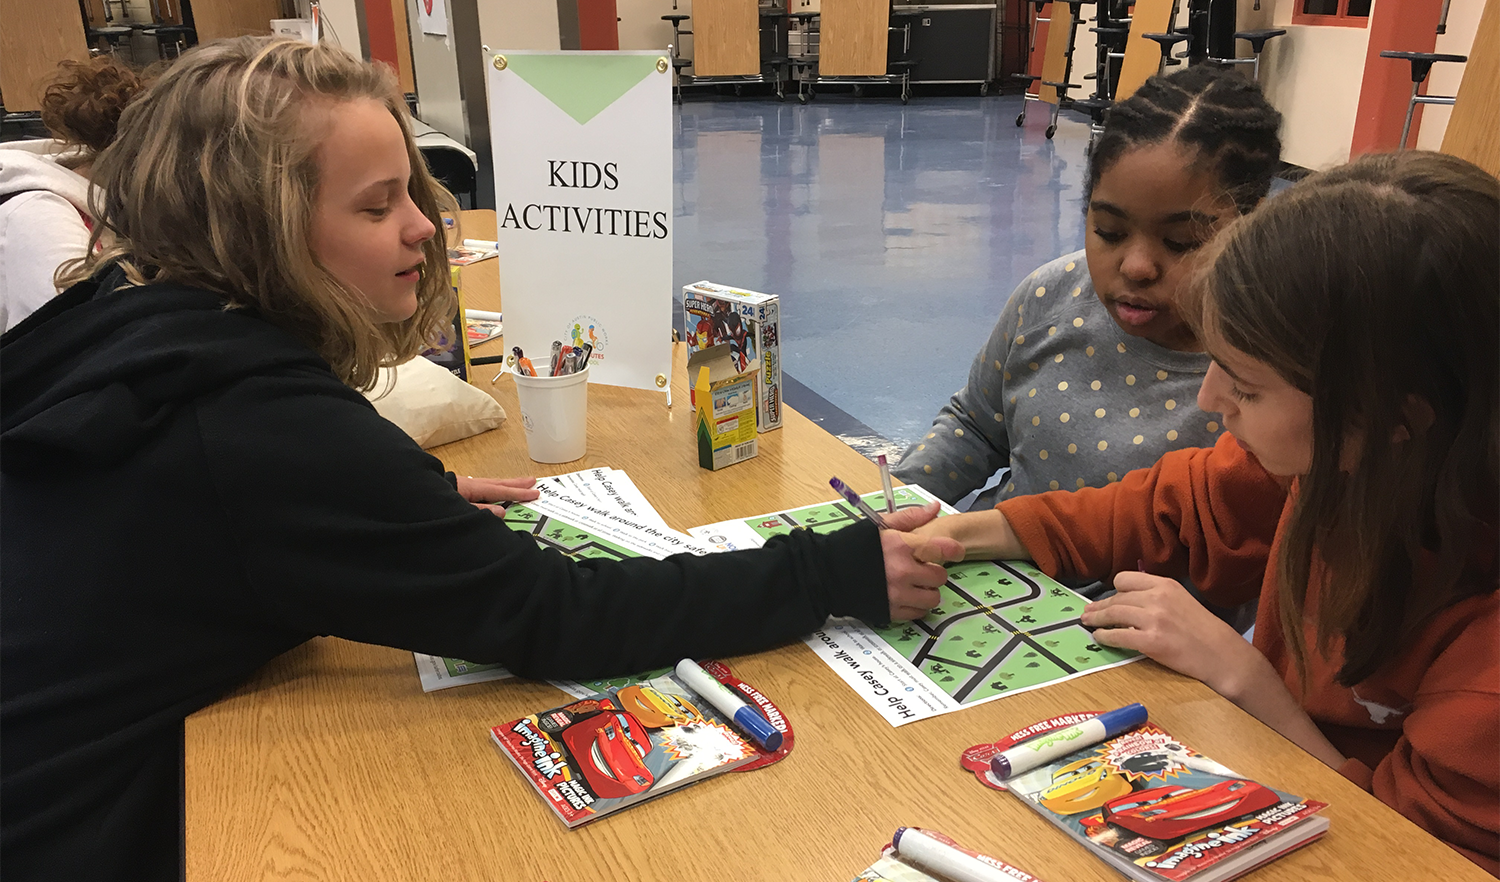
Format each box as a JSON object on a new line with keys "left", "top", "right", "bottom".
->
{"left": 1366, "top": 605, "right": 1500, "bottom": 875}
{"left": 996, "top": 433, "right": 1286, "bottom": 608}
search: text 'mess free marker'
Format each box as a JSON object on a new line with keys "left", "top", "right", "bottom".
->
{"left": 673, "top": 659, "right": 783, "bottom": 752}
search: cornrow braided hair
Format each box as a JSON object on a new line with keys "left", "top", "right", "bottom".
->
{"left": 1086, "top": 64, "right": 1283, "bottom": 213}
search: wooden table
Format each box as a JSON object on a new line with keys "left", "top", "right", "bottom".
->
{"left": 183, "top": 213, "right": 1489, "bottom": 881}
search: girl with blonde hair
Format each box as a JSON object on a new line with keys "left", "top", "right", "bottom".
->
{"left": 0, "top": 37, "right": 958, "bottom": 878}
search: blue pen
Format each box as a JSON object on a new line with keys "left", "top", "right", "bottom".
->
{"left": 674, "top": 659, "right": 783, "bottom": 752}
{"left": 829, "top": 477, "right": 889, "bottom": 529}
{"left": 990, "top": 703, "right": 1148, "bottom": 779}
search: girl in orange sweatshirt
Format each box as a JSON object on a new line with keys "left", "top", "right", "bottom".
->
{"left": 924, "top": 151, "right": 1499, "bottom": 873}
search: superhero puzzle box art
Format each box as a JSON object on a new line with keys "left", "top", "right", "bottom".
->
{"left": 683, "top": 281, "right": 782, "bottom": 432}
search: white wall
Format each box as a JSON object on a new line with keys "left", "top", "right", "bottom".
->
{"left": 1415, "top": 0, "right": 1482, "bottom": 150}
{"left": 407, "top": 0, "right": 468, "bottom": 140}
{"left": 618, "top": 0, "right": 682, "bottom": 52}
{"left": 315, "top": 0, "right": 363, "bottom": 54}
{"left": 1256, "top": 0, "right": 1373, "bottom": 170}
{"left": 478, "top": 0, "right": 561, "bottom": 50}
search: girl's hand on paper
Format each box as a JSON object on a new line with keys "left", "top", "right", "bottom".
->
{"left": 881, "top": 502, "right": 964, "bottom": 621}
{"left": 1084, "top": 572, "right": 1349, "bottom": 769}
{"left": 1081, "top": 571, "right": 1254, "bottom": 694}
{"left": 456, "top": 475, "right": 541, "bottom": 514}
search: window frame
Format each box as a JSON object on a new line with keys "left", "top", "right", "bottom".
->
{"left": 1291, "top": 0, "right": 1371, "bottom": 27}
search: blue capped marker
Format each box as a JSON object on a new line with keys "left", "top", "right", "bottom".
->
{"left": 990, "top": 703, "right": 1149, "bottom": 779}
{"left": 674, "top": 659, "right": 784, "bottom": 752}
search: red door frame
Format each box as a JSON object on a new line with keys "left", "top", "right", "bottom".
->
{"left": 577, "top": 0, "right": 620, "bottom": 50}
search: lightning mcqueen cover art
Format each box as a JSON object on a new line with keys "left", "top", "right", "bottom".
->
{"left": 965, "top": 718, "right": 1329, "bottom": 882}
{"left": 491, "top": 662, "right": 791, "bottom": 827}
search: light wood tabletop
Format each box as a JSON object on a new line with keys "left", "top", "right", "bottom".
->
{"left": 183, "top": 212, "right": 1491, "bottom": 882}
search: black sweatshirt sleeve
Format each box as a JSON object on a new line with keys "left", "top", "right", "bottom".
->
{"left": 198, "top": 369, "right": 889, "bottom": 680}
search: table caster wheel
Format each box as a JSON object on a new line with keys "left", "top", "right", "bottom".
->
{"left": 1045, "top": 124, "right": 1056, "bottom": 139}
{"left": 1015, "top": 112, "right": 1026, "bottom": 126}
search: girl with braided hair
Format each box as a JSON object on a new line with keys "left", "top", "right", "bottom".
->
{"left": 895, "top": 65, "right": 1283, "bottom": 514}
{"left": 919, "top": 150, "right": 1499, "bottom": 872}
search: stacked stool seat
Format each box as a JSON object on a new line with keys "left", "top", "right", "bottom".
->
{"left": 1378, "top": 50, "right": 1468, "bottom": 148}
{"left": 1140, "top": 31, "right": 1189, "bottom": 71}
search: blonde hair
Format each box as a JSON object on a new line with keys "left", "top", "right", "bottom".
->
{"left": 63, "top": 36, "right": 458, "bottom": 391}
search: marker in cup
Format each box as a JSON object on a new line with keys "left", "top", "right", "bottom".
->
{"left": 990, "top": 703, "right": 1148, "bottom": 779}
{"left": 673, "top": 659, "right": 783, "bottom": 752}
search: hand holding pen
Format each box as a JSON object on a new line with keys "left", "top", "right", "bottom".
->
{"left": 832, "top": 476, "right": 963, "bottom": 621}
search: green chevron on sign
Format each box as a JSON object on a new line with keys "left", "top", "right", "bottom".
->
{"left": 503, "top": 54, "right": 661, "bottom": 125}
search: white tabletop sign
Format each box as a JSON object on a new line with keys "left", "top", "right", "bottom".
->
{"left": 486, "top": 51, "right": 673, "bottom": 391}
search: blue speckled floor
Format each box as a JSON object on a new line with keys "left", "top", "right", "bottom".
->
{"left": 673, "top": 94, "right": 1094, "bottom": 455}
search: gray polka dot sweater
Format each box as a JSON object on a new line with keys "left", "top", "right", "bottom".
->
{"left": 894, "top": 251, "right": 1225, "bottom": 506}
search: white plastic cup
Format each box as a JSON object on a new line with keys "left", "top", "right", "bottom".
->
{"left": 511, "top": 365, "right": 589, "bottom": 463}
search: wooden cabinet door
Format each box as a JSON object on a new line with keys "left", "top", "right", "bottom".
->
{"left": 0, "top": 0, "right": 89, "bottom": 113}
{"left": 191, "top": 0, "right": 283, "bottom": 42}
{"left": 820, "top": 0, "right": 887, "bottom": 77}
